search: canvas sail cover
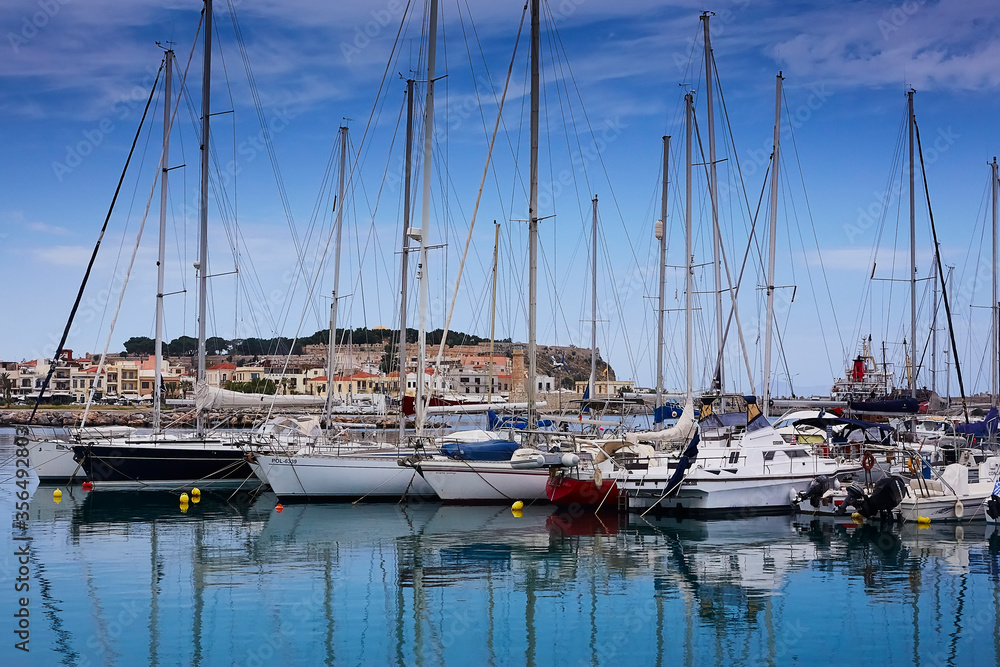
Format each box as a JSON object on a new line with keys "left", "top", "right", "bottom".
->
{"left": 626, "top": 398, "right": 696, "bottom": 445}
{"left": 195, "top": 383, "right": 326, "bottom": 411}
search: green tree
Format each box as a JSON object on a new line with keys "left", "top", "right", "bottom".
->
{"left": 224, "top": 378, "right": 277, "bottom": 395}
{"left": 123, "top": 336, "right": 155, "bottom": 356}
{"left": 0, "top": 372, "right": 12, "bottom": 406}
{"left": 167, "top": 336, "right": 198, "bottom": 356}
{"left": 205, "top": 336, "right": 230, "bottom": 355}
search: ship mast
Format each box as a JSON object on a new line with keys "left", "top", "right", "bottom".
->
{"left": 655, "top": 136, "right": 669, "bottom": 429}
{"left": 685, "top": 92, "right": 694, "bottom": 402}
{"left": 325, "top": 125, "right": 348, "bottom": 428}
{"left": 398, "top": 79, "right": 415, "bottom": 441}
{"left": 908, "top": 88, "right": 917, "bottom": 398}
{"left": 762, "top": 72, "right": 783, "bottom": 418}
{"left": 701, "top": 11, "right": 724, "bottom": 392}
{"left": 526, "top": 0, "right": 540, "bottom": 432}
{"left": 415, "top": 0, "right": 438, "bottom": 436}
{"left": 195, "top": 0, "right": 213, "bottom": 438}
{"left": 153, "top": 48, "right": 173, "bottom": 433}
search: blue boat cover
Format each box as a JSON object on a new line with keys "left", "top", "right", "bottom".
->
{"left": 955, "top": 407, "right": 999, "bottom": 438}
{"left": 439, "top": 438, "right": 520, "bottom": 461}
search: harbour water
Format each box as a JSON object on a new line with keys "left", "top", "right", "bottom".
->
{"left": 4, "top": 428, "right": 1000, "bottom": 666}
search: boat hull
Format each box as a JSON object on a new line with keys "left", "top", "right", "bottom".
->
{"left": 28, "top": 439, "right": 82, "bottom": 483}
{"left": 546, "top": 475, "right": 619, "bottom": 507}
{"left": 417, "top": 462, "right": 550, "bottom": 503}
{"left": 251, "top": 453, "right": 436, "bottom": 502}
{"left": 625, "top": 473, "right": 826, "bottom": 517}
{"left": 72, "top": 441, "right": 254, "bottom": 490}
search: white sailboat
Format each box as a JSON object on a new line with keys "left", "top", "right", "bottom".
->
{"left": 250, "top": 0, "right": 446, "bottom": 501}
{"left": 412, "top": 0, "right": 579, "bottom": 504}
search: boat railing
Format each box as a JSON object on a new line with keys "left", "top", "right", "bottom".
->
{"left": 25, "top": 426, "right": 74, "bottom": 442}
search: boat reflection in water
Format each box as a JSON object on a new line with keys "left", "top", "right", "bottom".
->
{"left": 18, "top": 480, "right": 1000, "bottom": 665}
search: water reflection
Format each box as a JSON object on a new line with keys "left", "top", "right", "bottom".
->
{"left": 6, "top": 438, "right": 1000, "bottom": 665}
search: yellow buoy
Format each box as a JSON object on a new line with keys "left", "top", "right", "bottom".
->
{"left": 511, "top": 500, "right": 524, "bottom": 511}
{"left": 851, "top": 512, "right": 864, "bottom": 525}
{"left": 53, "top": 489, "right": 62, "bottom": 503}
{"left": 511, "top": 509, "right": 523, "bottom": 518}
{"left": 180, "top": 492, "right": 189, "bottom": 504}
{"left": 917, "top": 516, "right": 931, "bottom": 525}
{"left": 191, "top": 487, "right": 201, "bottom": 498}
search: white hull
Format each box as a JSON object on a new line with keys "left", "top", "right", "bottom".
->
{"left": 626, "top": 471, "right": 828, "bottom": 514}
{"left": 28, "top": 440, "right": 82, "bottom": 482}
{"left": 252, "top": 452, "right": 435, "bottom": 500}
{"left": 417, "top": 461, "right": 550, "bottom": 503}
{"left": 896, "top": 481, "right": 995, "bottom": 523}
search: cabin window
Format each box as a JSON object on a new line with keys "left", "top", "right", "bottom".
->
{"left": 763, "top": 451, "right": 775, "bottom": 461}
{"left": 728, "top": 451, "right": 739, "bottom": 464}
{"left": 786, "top": 449, "right": 809, "bottom": 458}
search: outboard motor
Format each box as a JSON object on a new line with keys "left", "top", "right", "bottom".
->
{"left": 839, "top": 475, "right": 908, "bottom": 521}
{"left": 987, "top": 495, "right": 1000, "bottom": 521}
{"left": 835, "top": 482, "right": 867, "bottom": 516}
{"left": 795, "top": 475, "right": 834, "bottom": 508}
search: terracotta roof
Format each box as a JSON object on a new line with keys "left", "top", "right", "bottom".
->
{"left": 208, "top": 363, "right": 237, "bottom": 370}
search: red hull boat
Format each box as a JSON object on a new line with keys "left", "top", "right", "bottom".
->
{"left": 546, "top": 473, "right": 620, "bottom": 507}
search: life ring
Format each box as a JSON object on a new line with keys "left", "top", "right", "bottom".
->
{"left": 907, "top": 456, "right": 918, "bottom": 475}
{"left": 862, "top": 453, "right": 876, "bottom": 471}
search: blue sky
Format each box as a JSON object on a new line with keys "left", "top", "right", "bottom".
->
{"left": 2, "top": 0, "right": 999, "bottom": 396}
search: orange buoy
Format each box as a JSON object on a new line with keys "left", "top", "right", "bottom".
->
{"left": 82, "top": 481, "right": 93, "bottom": 491}
{"left": 275, "top": 503, "right": 284, "bottom": 513}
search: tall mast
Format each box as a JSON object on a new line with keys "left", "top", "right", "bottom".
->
{"left": 685, "top": 92, "right": 694, "bottom": 401}
{"left": 415, "top": 0, "right": 438, "bottom": 436}
{"left": 762, "top": 72, "right": 783, "bottom": 418}
{"left": 931, "top": 259, "right": 938, "bottom": 394}
{"left": 527, "top": 0, "right": 540, "bottom": 431}
{"left": 655, "top": 136, "right": 670, "bottom": 429}
{"left": 196, "top": 0, "right": 212, "bottom": 438}
{"left": 589, "top": 196, "right": 598, "bottom": 400}
{"left": 488, "top": 221, "right": 500, "bottom": 403}
{"left": 992, "top": 157, "right": 998, "bottom": 406}
{"left": 154, "top": 49, "right": 173, "bottom": 433}
{"left": 701, "top": 11, "right": 723, "bottom": 392}
{"left": 325, "top": 125, "right": 348, "bottom": 427}
{"left": 907, "top": 89, "right": 917, "bottom": 398}
{"left": 398, "top": 79, "right": 415, "bottom": 441}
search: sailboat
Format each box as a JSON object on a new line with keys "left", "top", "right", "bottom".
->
{"left": 409, "top": 0, "right": 592, "bottom": 504}
{"left": 248, "top": 0, "right": 493, "bottom": 502}
{"left": 59, "top": 1, "right": 303, "bottom": 490}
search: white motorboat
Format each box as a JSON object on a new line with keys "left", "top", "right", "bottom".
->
{"left": 621, "top": 397, "right": 859, "bottom": 516}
